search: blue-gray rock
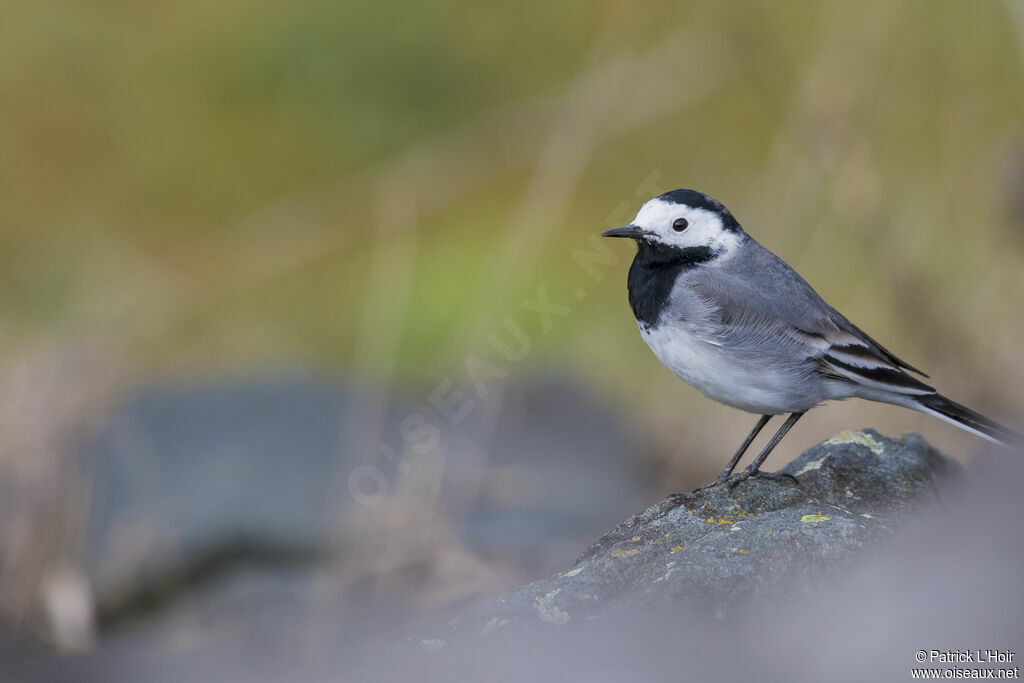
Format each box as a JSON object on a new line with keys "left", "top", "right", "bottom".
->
{"left": 81, "top": 374, "right": 653, "bottom": 630}
{"left": 426, "top": 429, "right": 961, "bottom": 639}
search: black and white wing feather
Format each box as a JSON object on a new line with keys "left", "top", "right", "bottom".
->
{"left": 814, "top": 311, "right": 935, "bottom": 397}
{"left": 816, "top": 327, "right": 1020, "bottom": 445}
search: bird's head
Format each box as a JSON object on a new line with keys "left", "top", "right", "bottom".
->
{"left": 602, "top": 189, "right": 745, "bottom": 261}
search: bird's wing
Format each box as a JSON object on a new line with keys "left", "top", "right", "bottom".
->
{"left": 812, "top": 312, "right": 935, "bottom": 397}
{"left": 824, "top": 310, "right": 928, "bottom": 376}
{"left": 686, "top": 248, "right": 934, "bottom": 398}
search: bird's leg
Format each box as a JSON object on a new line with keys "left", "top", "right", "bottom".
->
{"left": 727, "top": 411, "right": 805, "bottom": 488}
{"left": 692, "top": 415, "right": 772, "bottom": 492}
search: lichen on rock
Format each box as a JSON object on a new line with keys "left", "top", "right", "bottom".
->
{"left": 428, "top": 429, "right": 960, "bottom": 642}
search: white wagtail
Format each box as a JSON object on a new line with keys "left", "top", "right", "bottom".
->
{"left": 604, "top": 189, "right": 1022, "bottom": 489}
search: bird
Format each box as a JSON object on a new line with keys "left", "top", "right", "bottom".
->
{"left": 603, "top": 188, "right": 1022, "bottom": 490}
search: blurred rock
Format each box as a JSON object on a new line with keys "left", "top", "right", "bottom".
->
{"left": 80, "top": 374, "right": 654, "bottom": 637}
{"left": 22, "top": 430, "right": 1024, "bottom": 683}
{"left": 413, "top": 429, "right": 960, "bottom": 645}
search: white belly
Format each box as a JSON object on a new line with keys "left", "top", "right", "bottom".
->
{"left": 640, "top": 322, "right": 809, "bottom": 414}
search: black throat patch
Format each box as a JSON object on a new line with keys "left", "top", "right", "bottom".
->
{"left": 626, "top": 242, "right": 718, "bottom": 329}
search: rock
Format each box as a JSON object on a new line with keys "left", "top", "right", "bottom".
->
{"left": 81, "top": 374, "right": 653, "bottom": 634}
{"left": 25, "top": 429, "right": 1024, "bottom": 683}
{"left": 423, "top": 429, "right": 961, "bottom": 640}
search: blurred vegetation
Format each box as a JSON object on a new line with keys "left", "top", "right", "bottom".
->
{"left": 2, "top": 0, "right": 1024, "bottom": 507}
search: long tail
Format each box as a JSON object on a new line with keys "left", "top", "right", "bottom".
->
{"left": 912, "top": 393, "right": 1023, "bottom": 448}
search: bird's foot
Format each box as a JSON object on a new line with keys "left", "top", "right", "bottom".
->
{"left": 726, "top": 468, "right": 799, "bottom": 490}
{"left": 690, "top": 475, "right": 733, "bottom": 494}
{"left": 691, "top": 467, "right": 800, "bottom": 494}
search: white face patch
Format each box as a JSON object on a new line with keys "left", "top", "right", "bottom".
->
{"left": 632, "top": 197, "right": 741, "bottom": 257}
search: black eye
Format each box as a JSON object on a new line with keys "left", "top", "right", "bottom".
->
{"left": 672, "top": 217, "right": 689, "bottom": 232}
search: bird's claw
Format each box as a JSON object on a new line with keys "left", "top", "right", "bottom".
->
{"left": 690, "top": 467, "right": 799, "bottom": 494}
{"left": 726, "top": 469, "right": 799, "bottom": 490}
{"left": 690, "top": 475, "right": 732, "bottom": 494}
